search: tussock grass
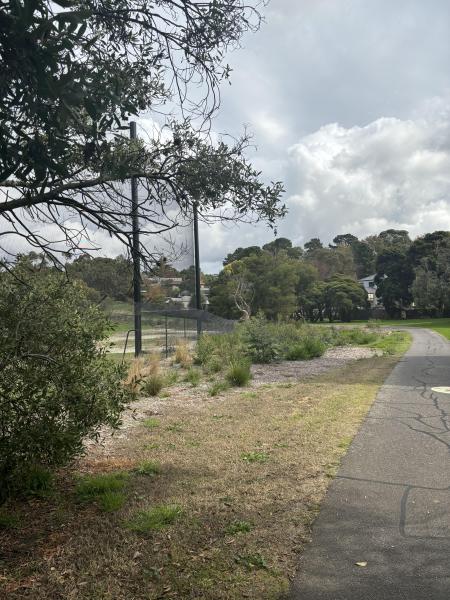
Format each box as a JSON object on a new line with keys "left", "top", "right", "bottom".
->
{"left": 174, "top": 339, "right": 193, "bottom": 368}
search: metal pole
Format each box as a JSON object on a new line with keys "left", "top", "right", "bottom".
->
{"left": 130, "top": 121, "right": 142, "bottom": 356}
{"left": 193, "top": 202, "right": 202, "bottom": 336}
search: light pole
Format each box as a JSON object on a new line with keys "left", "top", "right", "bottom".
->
{"left": 130, "top": 121, "right": 142, "bottom": 356}
{"left": 193, "top": 201, "right": 202, "bottom": 336}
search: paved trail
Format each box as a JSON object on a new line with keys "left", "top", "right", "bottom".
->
{"left": 291, "top": 328, "right": 450, "bottom": 599}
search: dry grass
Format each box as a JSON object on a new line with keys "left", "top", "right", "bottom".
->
{"left": 0, "top": 346, "right": 409, "bottom": 599}
{"left": 174, "top": 339, "right": 193, "bottom": 368}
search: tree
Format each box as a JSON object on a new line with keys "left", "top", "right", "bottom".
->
{"left": 332, "top": 233, "right": 358, "bottom": 247}
{"left": 351, "top": 240, "right": 376, "bottom": 278}
{"left": 305, "top": 246, "right": 356, "bottom": 280}
{"left": 0, "top": 263, "right": 131, "bottom": 498}
{"left": 365, "top": 229, "right": 411, "bottom": 255}
{"left": 322, "top": 276, "right": 367, "bottom": 322}
{"left": 67, "top": 255, "right": 132, "bottom": 300}
{"left": 223, "top": 246, "right": 262, "bottom": 266}
{"left": 411, "top": 245, "right": 450, "bottom": 316}
{"left": 375, "top": 250, "right": 414, "bottom": 316}
{"left": 0, "top": 0, "right": 285, "bottom": 264}
{"left": 304, "top": 238, "right": 323, "bottom": 253}
{"left": 210, "top": 252, "right": 303, "bottom": 320}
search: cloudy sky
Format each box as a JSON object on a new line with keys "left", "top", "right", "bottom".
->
{"left": 6, "top": 0, "right": 450, "bottom": 272}
{"left": 192, "top": 0, "right": 450, "bottom": 272}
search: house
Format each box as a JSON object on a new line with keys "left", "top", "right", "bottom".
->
{"left": 358, "top": 274, "right": 379, "bottom": 307}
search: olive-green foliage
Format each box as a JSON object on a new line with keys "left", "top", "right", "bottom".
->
{"left": 241, "top": 314, "right": 281, "bottom": 363}
{"left": 185, "top": 367, "right": 201, "bottom": 386}
{"left": 0, "top": 267, "right": 131, "bottom": 501}
{"left": 208, "top": 380, "right": 231, "bottom": 396}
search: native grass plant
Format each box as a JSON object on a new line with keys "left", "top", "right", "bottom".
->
{"left": 174, "top": 339, "right": 193, "bottom": 368}
{"left": 0, "top": 267, "right": 131, "bottom": 501}
{"left": 226, "top": 360, "right": 252, "bottom": 387}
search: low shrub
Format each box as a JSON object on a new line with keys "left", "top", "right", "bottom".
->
{"left": 141, "top": 374, "right": 164, "bottom": 397}
{"left": 334, "top": 328, "right": 378, "bottom": 346}
{"left": 241, "top": 315, "right": 281, "bottom": 363}
{"left": 226, "top": 361, "right": 252, "bottom": 387}
{"left": 0, "top": 267, "right": 131, "bottom": 501}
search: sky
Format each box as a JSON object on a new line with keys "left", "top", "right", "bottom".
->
{"left": 194, "top": 0, "right": 450, "bottom": 272}
{"left": 4, "top": 0, "right": 450, "bottom": 273}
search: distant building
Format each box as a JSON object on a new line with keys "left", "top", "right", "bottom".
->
{"left": 359, "top": 274, "right": 379, "bottom": 307}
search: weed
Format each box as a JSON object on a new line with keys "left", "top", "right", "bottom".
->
{"left": 134, "top": 461, "right": 161, "bottom": 476}
{"left": 226, "top": 361, "right": 251, "bottom": 387}
{"left": 235, "top": 553, "right": 268, "bottom": 571}
{"left": 241, "top": 451, "right": 269, "bottom": 463}
{"left": 143, "top": 417, "right": 160, "bottom": 429}
{"left": 205, "top": 355, "right": 223, "bottom": 374}
{"left": 126, "top": 505, "right": 182, "bottom": 532}
{"left": 225, "top": 520, "right": 252, "bottom": 535}
{"left": 166, "top": 422, "right": 184, "bottom": 433}
{"left": 185, "top": 367, "right": 201, "bottom": 387}
{"left": 141, "top": 374, "right": 164, "bottom": 396}
{"left": 209, "top": 380, "right": 230, "bottom": 396}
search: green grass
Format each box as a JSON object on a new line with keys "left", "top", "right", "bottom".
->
{"left": 134, "top": 461, "right": 161, "bottom": 477}
{"left": 143, "top": 417, "right": 160, "bottom": 429}
{"left": 75, "top": 472, "right": 129, "bottom": 508}
{"left": 126, "top": 505, "right": 183, "bottom": 532}
{"left": 209, "top": 381, "right": 231, "bottom": 397}
{"left": 368, "top": 317, "right": 450, "bottom": 340}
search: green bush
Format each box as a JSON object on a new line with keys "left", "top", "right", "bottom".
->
{"left": 241, "top": 315, "right": 281, "bottom": 363}
{"left": 285, "top": 337, "right": 326, "bottom": 360}
{"left": 0, "top": 266, "right": 131, "bottom": 501}
{"left": 226, "top": 361, "right": 252, "bottom": 387}
{"left": 141, "top": 374, "right": 164, "bottom": 396}
{"left": 333, "top": 328, "right": 378, "bottom": 346}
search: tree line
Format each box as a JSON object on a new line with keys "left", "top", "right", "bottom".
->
{"left": 208, "top": 229, "right": 450, "bottom": 321}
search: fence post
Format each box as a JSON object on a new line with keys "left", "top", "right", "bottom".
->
{"left": 165, "top": 314, "right": 168, "bottom": 358}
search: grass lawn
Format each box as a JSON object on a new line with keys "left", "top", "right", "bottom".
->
{"left": 0, "top": 332, "right": 411, "bottom": 600}
{"left": 364, "top": 318, "right": 450, "bottom": 340}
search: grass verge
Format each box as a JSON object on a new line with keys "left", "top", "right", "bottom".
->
{"left": 0, "top": 332, "right": 411, "bottom": 599}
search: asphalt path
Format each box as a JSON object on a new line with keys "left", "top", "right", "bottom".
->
{"left": 290, "top": 328, "right": 450, "bottom": 599}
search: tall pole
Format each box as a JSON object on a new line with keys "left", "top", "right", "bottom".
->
{"left": 193, "top": 201, "right": 202, "bottom": 336}
{"left": 130, "top": 121, "right": 142, "bottom": 356}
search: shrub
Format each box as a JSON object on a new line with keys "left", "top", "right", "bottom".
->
{"left": 126, "top": 505, "right": 182, "bottom": 532}
{"left": 0, "top": 267, "right": 131, "bottom": 501}
{"left": 285, "top": 337, "right": 326, "bottom": 360}
{"left": 141, "top": 374, "right": 164, "bottom": 396}
{"left": 241, "top": 315, "right": 281, "bottom": 363}
{"left": 333, "top": 328, "right": 378, "bottom": 346}
{"left": 226, "top": 361, "right": 252, "bottom": 387}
